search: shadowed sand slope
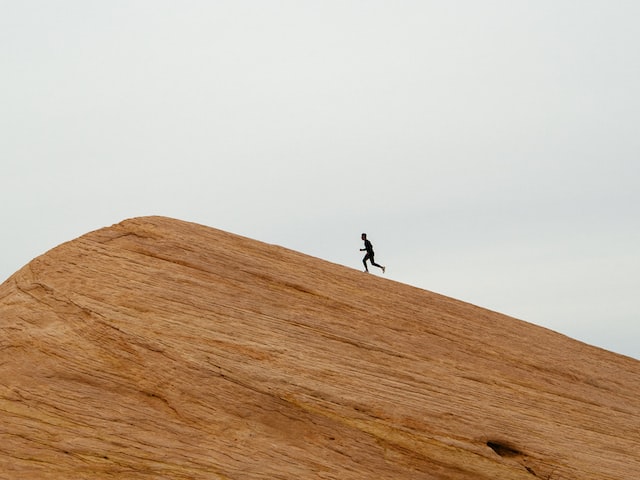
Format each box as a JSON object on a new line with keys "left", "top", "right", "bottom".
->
{"left": 1, "top": 216, "right": 638, "bottom": 479}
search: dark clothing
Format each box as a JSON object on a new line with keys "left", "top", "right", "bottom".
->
{"left": 363, "top": 251, "right": 382, "bottom": 267}
{"left": 361, "top": 238, "right": 384, "bottom": 271}
{"left": 363, "top": 239, "right": 374, "bottom": 255}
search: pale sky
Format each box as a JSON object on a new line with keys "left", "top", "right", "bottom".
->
{"left": 2, "top": 1, "right": 639, "bottom": 359}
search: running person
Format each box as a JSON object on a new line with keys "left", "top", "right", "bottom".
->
{"left": 360, "top": 233, "right": 385, "bottom": 273}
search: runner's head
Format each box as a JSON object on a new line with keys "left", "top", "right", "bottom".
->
{"left": 361, "top": 233, "right": 367, "bottom": 240}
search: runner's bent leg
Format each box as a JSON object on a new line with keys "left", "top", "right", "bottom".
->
{"left": 370, "top": 253, "right": 384, "bottom": 271}
{"left": 363, "top": 253, "right": 370, "bottom": 271}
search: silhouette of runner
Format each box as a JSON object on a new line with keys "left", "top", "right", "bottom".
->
{"left": 360, "top": 233, "right": 385, "bottom": 273}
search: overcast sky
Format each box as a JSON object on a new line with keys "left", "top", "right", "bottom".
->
{"left": 2, "top": 1, "right": 639, "bottom": 359}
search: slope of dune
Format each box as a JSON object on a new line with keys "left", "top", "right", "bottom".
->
{"left": 1, "top": 216, "right": 638, "bottom": 479}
